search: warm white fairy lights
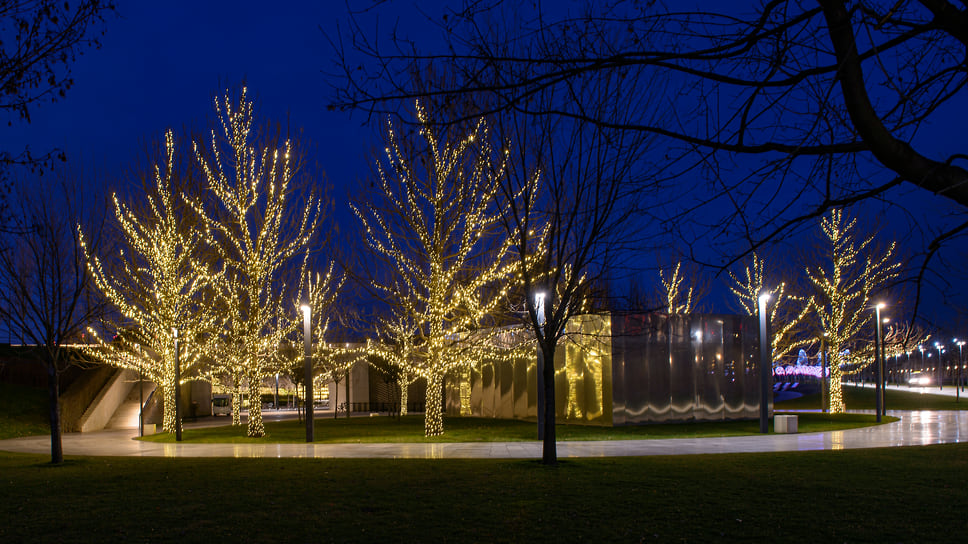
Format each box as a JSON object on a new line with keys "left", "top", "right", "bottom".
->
{"left": 188, "top": 88, "right": 323, "bottom": 438}
{"left": 728, "top": 253, "right": 812, "bottom": 364}
{"left": 353, "top": 101, "right": 525, "bottom": 437}
{"left": 80, "top": 129, "right": 219, "bottom": 434}
{"left": 660, "top": 262, "right": 694, "bottom": 314}
{"left": 806, "top": 209, "right": 899, "bottom": 413}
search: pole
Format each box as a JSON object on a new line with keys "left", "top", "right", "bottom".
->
{"left": 955, "top": 340, "right": 964, "bottom": 401}
{"left": 936, "top": 343, "right": 944, "bottom": 392}
{"left": 138, "top": 345, "right": 144, "bottom": 438}
{"left": 873, "top": 305, "right": 883, "bottom": 422}
{"left": 821, "top": 336, "right": 828, "bottom": 413}
{"left": 302, "top": 305, "right": 313, "bottom": 442}
{"left": 758, "top": 293, "right": 771, "bottom": 433}
{"left": 173, "top": 328, "right": 181, "bottom": 442}
{"left": 534, "top": 292, "right": 546, "bottom": 441}
{"left": 958, "top": 340, "right": 965, "bottom": 399}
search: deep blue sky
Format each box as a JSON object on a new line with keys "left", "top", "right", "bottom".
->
{"left": 6, "top": 1, "right": 968, "bottom": 334}
{"left": 10, "top": 2, "right": 385, "bottom": 196}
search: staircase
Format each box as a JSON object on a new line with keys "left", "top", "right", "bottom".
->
{"left": 105, "top": 381, "right": 156, "bottom": 430}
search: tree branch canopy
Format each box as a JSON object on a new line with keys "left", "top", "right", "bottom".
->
{"left": 328, "top": 0, "right": 968, "bottom": 257}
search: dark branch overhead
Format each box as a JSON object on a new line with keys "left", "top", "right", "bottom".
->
{"left": 327, "top": 0, "right": 968, "bottom": 323}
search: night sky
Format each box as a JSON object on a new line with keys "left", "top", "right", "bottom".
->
{"left": 8, "top": 2, "right": 387, "bottom": 198}
{"left": 5, "top": 1, "right": 968, "bottom": 331}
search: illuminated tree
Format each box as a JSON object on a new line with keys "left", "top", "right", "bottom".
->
{"left": 728, "top": 253, "right": 812, "bottom": 364}
{"left": 353, "top": 101, "right": 519, "bottom": 437}
{"left": 191, "top": 88, "right": 322, "bottom": 437}
{"left": 302, "top": 263, "right": 351, "bottom": 418}
{"left": 82, "top": 130, "right": 218, "bottom": 434}
{"left": 660, "top": 262, "right": 694, "bottom": 315}
{"left": 369, "top": 313, "right": 420, "bottom": 416}
{"left": 883, "top": 321, "right": 930, "bottom": 360}
{"left": 806, "top": 209, "right": 900, "bottom": 413}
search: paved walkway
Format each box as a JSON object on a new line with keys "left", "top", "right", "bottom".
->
{"left": 1, "top": 410, "right": 965, "bottom": 459}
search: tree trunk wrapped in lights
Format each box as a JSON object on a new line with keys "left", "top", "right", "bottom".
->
{"left": 806, "top": 209, "right": 900, "bottom": 413}
{"left": 81, "top": 130, "right": 218, "bottom": 434}
{"left": 190, "top": 87, "right": 323, "bottom": 437}
{"left": 660, "top": 262, "right": 695, "bottom": 314}
{"left": 354, "top": 101, "right": 522, "bottom": 437}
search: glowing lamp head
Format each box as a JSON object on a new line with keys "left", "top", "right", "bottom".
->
{"left": 758, "top": 292, "right": 771, "bottom": 306}
{"left": 300, "top": 304, "right": 311, "bottom": 320}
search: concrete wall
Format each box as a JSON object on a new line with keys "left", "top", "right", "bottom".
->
{"left": 78, "top": 368, "right": 137, "bottom": 432}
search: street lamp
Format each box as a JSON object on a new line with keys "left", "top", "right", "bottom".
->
{"left": 534, "top": 291, "right": 547, "bottom": 440}
{"left": 301, "top": 303, "right": 313, "bottom": 442}
{"left": 758, "top": 291, "right": 772, "bottom": 433}
{"left": 935, "top": 342, "right": 944, "bottom": 392}
{"left": 173, "top": 328, "right": 181, "bottom": 442}
{"left": 821, "top": 332, "right": 829, "bottom": 413}
{"left": 955, "top": 339, "right": 964, "bottom": 401}
{"left": 136, "top": 343, "right": 143, "bottom": 438}
{"left": 873, "top": 303, "right": 885, "bottom": 421}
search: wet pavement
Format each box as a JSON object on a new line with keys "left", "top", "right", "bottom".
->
{"left": 1, "top": 410, "right": 965, "bottom": 459}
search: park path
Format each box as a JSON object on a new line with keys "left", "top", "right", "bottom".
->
{"left": 1, "top": 409, "right": 965, "bottom": 459}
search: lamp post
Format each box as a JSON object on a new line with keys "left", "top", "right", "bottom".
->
{"left": 935, "top": 342, "right": 944, "bottom": 392}
{"left": 136, "top": 343, "right": 143, "bottom": 438}
{"left": 301, "top": 303, "right": 313, "bottom": 442}
{"left": 954, "top": 339, "right": 964, "bottom": 402}
{"left": 758, "top": 292, "right": 772, "bottom": 433}
{"left": 534, "top": 291, "right": 546, "bottom": 440}
{"left": 919, "top": 345, "right": 925, "bottom": 373}
{"left": 871, "top": 304, "right": 884, "bottom": 421}
{"left": 906, "top": 351, "right": 911, "bottom": 383}
{"left": 821, "top": 333, "right": 829, "bottom": 413}
{"left": 173, "top": 328, "right": 181, "bottom": 442}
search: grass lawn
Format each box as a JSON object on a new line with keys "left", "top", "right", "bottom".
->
{"left": 139, "top": 412, "right": 896, "bottom": 444}
{"left": 1, "top": 443, "right": 966, "bottom": 543}
{"left": 0, "top": 383, "right": 48, "bottom": 440}
{"left": 777, "top": 384, "right": 968, "bottom": 411}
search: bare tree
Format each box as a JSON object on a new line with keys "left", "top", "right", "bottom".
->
{"left": 328, "top": 0, "right": 968, "bottom": 319}
{"left": 1, "top": 1, "right": 115, "bottom": 222}
{"left": 0, "top": 169, "right": 108, "bottom": 464}
{"left": 482, "top": 68, "right": 657, "bottom": 463}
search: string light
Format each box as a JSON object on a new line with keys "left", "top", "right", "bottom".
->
{"left": 660, "top": 262, "right": 694, "bottom": 314}
{"left": 728, "top": 253, "right": 812, "bottom": 364}
{"left": 189, "top": 87, "right": 323, "bottom": 438}
{"left": 805, "top": 209, "right": 900, "bottom": 413}
{"left": 80, "top": 129, "right": 220, "bottom": 434}
{"left": 353, "top": 101, "right": 526, "bottom": 437}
